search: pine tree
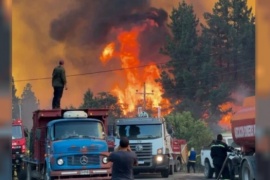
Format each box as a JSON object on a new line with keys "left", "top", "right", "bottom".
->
{"left": 21, "top": 83, "right": 39, "bottom": 130}
{"left": 12, "top": 77, "right": 20, "bottom": 119}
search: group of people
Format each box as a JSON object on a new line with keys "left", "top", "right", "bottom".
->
{"left": 51, "top": 61, "right": 231, "bottom": 179}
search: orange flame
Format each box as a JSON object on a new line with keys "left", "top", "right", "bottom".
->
{"left": 100, "top": 23, "right": 171, "bottom": 115}
{"left": 100, "top": 42, "right": 115, "bottom": 64}
{"left": 218, "top": 102, "right": 242, "bottom": 130}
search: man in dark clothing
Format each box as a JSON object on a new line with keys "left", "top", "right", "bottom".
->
{"left": 210, "top": 134, "right": 230, "bottom": 179}
{"left": 52, "top": 60, "right": 67, "bottom": 109}
{"left": 108, "top": 137, "right": 138, "bottom": 180}
{"left": 187, "top": 147, "right": 196, "bottom": 173}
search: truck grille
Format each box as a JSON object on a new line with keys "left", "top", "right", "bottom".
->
{"left": 130, "top": 143, "right": 152, "bottom": 167}
{"left": 67, "top": 146, "right": 99, "bottom": 152}
{"left": 67, "top": 155, "right": 100, "bottom": 166}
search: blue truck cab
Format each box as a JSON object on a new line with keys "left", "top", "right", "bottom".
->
{"left": 23, "top": 109, "right": 112, "bottom": 180}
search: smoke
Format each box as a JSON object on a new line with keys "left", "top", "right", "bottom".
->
{"left": 12, "top": 0, "right": 255, "bottom": 110}
{"left": 49, "top": 0, "right": 169, "bottom": 67}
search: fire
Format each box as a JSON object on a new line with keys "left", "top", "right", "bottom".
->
{"left": 218, "top": 102, "right": 242, "bottom": 130}
{"left": 100, "top": 22, "right": 170, "bottom": 115}
{"left": 100, "top": 42, "right": 115, "bottom": 64}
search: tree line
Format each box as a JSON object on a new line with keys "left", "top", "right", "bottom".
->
{"left": 12, "top": 0, "right": 254, "bottom": 151}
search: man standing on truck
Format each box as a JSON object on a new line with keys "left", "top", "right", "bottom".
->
{"left": 210, "top": 134, "right": 230, "bottom": 179}
{"left": 187, "top": 147, "right": 196, "bottom": 173}
{"left": 52, "top": 60, "right": 67, "bottom": 109}
{"left": 108, "top": 137, "right": 138, "bottom": 180}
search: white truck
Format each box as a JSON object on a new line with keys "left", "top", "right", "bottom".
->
{"left": 114, "top": 108, "right": 186, "bottom": 178}
{"left": 200, "top": 133, "right": 240, "bottom": 178}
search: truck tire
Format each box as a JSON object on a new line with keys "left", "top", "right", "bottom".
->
{"left": 204, "top": 160, "right": 214, "bottom": 178}
{"left": 174, "top": 159, "right": 181, "bottom": 172}
{"left": 161, "top": 169, "right": 169, "bottom": 178}
{"left": 241, "top": 161, "right": 253, "bottom": 180}
{"left": 228, "top": 161, "right": 235, "bottom": 180}
{"left": 169, "top": 164, "right": 174, "bottom": 175}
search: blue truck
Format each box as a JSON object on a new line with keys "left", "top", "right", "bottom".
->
{"left": 21, "top": 109, "right": 112, "bottom": 180}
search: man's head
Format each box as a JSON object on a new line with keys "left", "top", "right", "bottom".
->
{"left": 217, "top": 134, "right": 223, "bottom": 141}
{"left": 59, "top": 60, "right": 64, "bottom": 66}
{"left": 191, "top": 147, "right": 194, "bottom": 151}
{"left": 120, "top": 136, "right": 129, "bottom": 148}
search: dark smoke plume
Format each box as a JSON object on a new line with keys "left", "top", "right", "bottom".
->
{"left": 50, "top": 0, "right": 169, "bottom": 62}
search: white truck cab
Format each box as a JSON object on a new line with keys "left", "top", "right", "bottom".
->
{"left": 114, "top": 111, "right": 180, "bottom": 178}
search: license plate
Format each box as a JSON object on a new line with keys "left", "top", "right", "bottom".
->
{"left": 80, "top": 170, "right": 90, "bottom": 175}
{"left": 138, "top": 161, "right": 144, "bottom": 164}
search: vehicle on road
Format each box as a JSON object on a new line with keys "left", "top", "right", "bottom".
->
{"left": 200, "top": 133, "right": 239, "bottom": 178}
{"left": 22, "top": 109, "right": 112, "bottom": 180}
{"left": 12, "top": 119, "right": 27, "bottom": 177}
{"left": 201, "top": 96, "right": 256, "bottom": 180}
{"left": 114, "top": 107, "right": 187, "bottom": 178}
{"left": 230, "top": 96, "right": 256, "bottom": 180}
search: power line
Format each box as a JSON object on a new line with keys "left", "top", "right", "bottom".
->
{"left": 14, "top": 59, "right": 254, "bottom": 83}
{"left": 14, "top": 62, "right": 167, "bottom": 82}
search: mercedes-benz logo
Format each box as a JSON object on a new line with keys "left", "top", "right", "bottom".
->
{"left": 135, "top": 144, "right": 143, "bottom": 152}
{"left": 80, "top": 155, "right": 88, "bottom": 165}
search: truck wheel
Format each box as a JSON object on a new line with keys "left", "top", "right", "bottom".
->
{"left": 204, "top": 160, "right": 214, "bottom": 178}
{"left": 228, "top": 161, "right": 235, "bottom": 180}
{"left": 169, "top": 164, "right": 174, "bottom": 175}
{"left": 174, "top": 160, "right": 181, "bottom": 172}
{"left": 241, "top": 161, "right": 253, "bottom": 180}
{"left": 161, "top": 169, "right": 169, "bottom": 178}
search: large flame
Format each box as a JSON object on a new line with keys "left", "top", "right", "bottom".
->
{"left": 218, "top": 102, "right": 242, "bottom": 130}
{"left": 100, "top": 22, "right": 170, "bottom": 115}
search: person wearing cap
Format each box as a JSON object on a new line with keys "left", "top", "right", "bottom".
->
{"left": 187, "top": 147, "right": 196, "bottom": 173}
{"left": 108, "top": 137, "right": 138, "bottom": 180}
{"left": 52, "top": 60, "right": 67, "bottom": 109}
{"left": 210, "top": 134, "right": 230, "bottom": 179}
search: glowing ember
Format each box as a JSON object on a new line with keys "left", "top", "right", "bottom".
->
{"left": 100, "top": 23, "right": 171, "bottom": 115}
{"left": 100, "top": 42, "right": 115, "bottom": 64}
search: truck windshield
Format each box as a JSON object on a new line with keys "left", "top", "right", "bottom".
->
{"left": 12, "top": 126, "right": 22, "bottom": 139}
{"left": 116, "top": 124, "right": 162, "bottom": 140}
{"left": 53, "top": 121, "right": 104, "bottom": 140}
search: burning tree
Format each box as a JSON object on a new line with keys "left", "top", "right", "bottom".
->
{"left": 159, "top": 0, "right": 255, "bottom": 130}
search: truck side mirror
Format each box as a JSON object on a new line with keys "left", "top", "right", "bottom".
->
{"left": 36, "top": 129, "right": 41, "bottom": 140}
{"left": 168, "top": 128, "right": 173, "bottom": 135}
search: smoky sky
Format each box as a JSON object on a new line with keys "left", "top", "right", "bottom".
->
{"left": 50, "top": 0, "right": 170, "bottom": 64}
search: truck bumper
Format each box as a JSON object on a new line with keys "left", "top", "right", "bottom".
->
{"left": 50, "top": 168, "right": 112, "bottom": 180}
{"left": 134, "top": 155, "right": 169, "bottom": 173}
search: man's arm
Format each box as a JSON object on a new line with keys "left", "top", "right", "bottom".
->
{"left": 61, "top": 68, "right": 67, "bottom": 88}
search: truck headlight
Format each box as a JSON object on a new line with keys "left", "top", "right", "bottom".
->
{"left": 157, "top": 148, "right": 163, "bottom": 154}
{"left": 57, "top": 158, "right": 64, "bottom": 165}
{"left": 102, "top": 157, "right": 108, "bottom": 164}
{"left": 156, "top": 155, "right": 163, "bottom": 162}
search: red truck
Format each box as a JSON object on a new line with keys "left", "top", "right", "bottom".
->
{"left": 12, "top": 119, "right": 27, "bottom": 176}
{"left": 229, "top": 96, "right": 256, "bottom": 179}
{"left": 22, "top": 109, "right": 112, "bottom": 180}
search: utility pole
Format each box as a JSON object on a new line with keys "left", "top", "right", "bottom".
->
{"left": 136, "top": 82, "right": 154, "bottom": 111}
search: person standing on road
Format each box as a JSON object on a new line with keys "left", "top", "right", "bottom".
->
{"left": 52, "top": 60, "right": 67, "bottom": 109}
{"left": 210, "top": 134, "right": 230, "bottom": 179}
{"left": 187, "top": 147, "right": 196, "bottom": 173}
{"left": 108, "top": 137, "right": 138, "bottom": 180}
